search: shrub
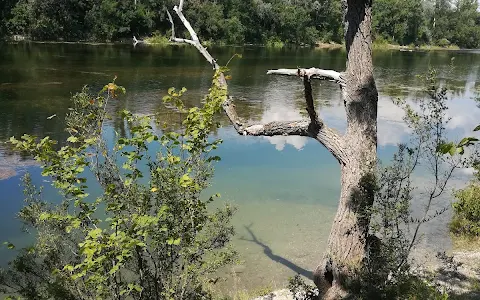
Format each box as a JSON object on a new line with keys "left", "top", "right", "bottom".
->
{"left": 450, "top": 181, "right": 480, "bottom": 237}
{"left": 265, "top": 36, "right": 285, "bottom": 48}
{"left": 0, "top": 72, "right": 236, "bottom": 299}
{"left": 145, "top": 31, "right": 169, "bottom": 45}
{"left": 437, "top": 38, "right": 451, "bottom": 48}
{"left": 224, "top": 16, "right": 245, "bottom": 45}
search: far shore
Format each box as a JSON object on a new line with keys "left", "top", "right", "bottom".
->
{"left": 2, "top": 37, "right": 475, "bottom": 52}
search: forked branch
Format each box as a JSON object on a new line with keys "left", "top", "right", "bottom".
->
{"left": 168, "top": 2, "right": 346, "bottom": 163}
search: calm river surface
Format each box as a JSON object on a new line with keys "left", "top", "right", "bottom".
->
{"left": 0, "top": 43, "right": 479, "bottom": 293}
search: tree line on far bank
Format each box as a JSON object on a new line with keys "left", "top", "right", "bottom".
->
{"left": 1, "top": 0, "right": 480, "bottom": 49}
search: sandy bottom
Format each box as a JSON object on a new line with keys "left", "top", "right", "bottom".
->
{"left": 214, "top": 199, "right": 336, "bottom": 296}
{"left": 211, "top": 176, "right": 461, "bottom": 297}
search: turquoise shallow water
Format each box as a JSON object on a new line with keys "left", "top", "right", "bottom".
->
{"left": 0, "top": 43, "right": 479, "bottom": 292}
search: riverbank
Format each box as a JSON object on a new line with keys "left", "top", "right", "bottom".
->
{"left": 372, "top": 42, "right": 461, "bottom": 51}
{"left": 249, "top": 249, "right": 480, "bottom": 300}
{"left": 2, "top": 37, "right": 468, "bottom": 52}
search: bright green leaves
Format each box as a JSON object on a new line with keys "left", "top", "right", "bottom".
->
{"left": 163, "top": 87, "right": 188, "bottom": 113}
{"left": 166, "top": 237, "right": 181, "bottom": 245}
{"left": 10, "top": 133, "right": 90, "bottom": 201}
{"left": 100, "top": 76, "right": 126, "bottom": 98}
{"left": 437, "top": 142, "right": 458, "bottom": 156}
{"left": 167, "top": 154, "right": 181, "bottom": 164}
{"left": 179, "top": 174, "right": 192, "bottom": 187}
{"left": 67, "top": 136, "right": 79, "bottom": 143}
{"left": 88, "top": 228, "right": 103, "bottom": 239}
{"left": 450, "top": 182, "right": 480, "bottom": 237}
{"left": 438, "top": 135, "right": 479, "bottom": 156}
{"left": 4, "top": 75, "right": 235, "bottom": 300}
{"left": 3, "top": 242, "right": 15, "bottom": 249}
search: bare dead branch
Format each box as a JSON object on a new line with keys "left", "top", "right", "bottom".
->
{"left": 169, "top": 2, "right": 218, "bottom": 68}
{"left": 267, "top": 68, "right": 345, "bottom": 85}
{"left": 169, "top": 1, "right": 346, "bottom": 163}
{"left": 223, "top": 95, "right": 346, "bottom": 163}
{"left": 166, "top": 9, "right": 175, "bottom": 41}
{"left": 303, "top": 75, "right": 346, "bottom": 162}
{"left": 303, "top": 75, "right": 320, "bottom": 126}
{"left": 133, "top": 36, "right": 144, "bottom": 47}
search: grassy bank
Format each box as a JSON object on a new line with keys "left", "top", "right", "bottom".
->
{"left": 372, "top": 41, "right": 461, "bottom": 51}
{"left": 452, "top": 235, "right": 480, "bottom": 252}
{"left": 3, "top": 35, "right": 469, "bottom": 52}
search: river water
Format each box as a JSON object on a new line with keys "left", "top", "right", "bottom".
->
{"left": 0, "top": 43, "right": 479, "bottom": 294}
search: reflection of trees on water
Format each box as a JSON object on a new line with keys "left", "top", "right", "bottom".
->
{"left": 1, "top": 44, "right": 480, "bottom": 166}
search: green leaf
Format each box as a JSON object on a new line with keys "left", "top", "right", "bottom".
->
{"left": 67, "top": 136, "right": 79, "bottom": 143}
{"left": 3, "top": 242, "right": 15, "bottom": 249}
{"left": 179, "top": 174, "right": 192, "bottom": 187}
{"left": 449, "top": 145, "right": 456, "bottom": 156}
{"left": 437, "top": 142, "right": 456, "bottom": 155}
{"left": 474, "top": 125, "right": 480, "bottom": 131}
{"left": 63, "top": 264, "right": 74, "bottom": 272}
{"left": 88, "top": 228, "right": 103, "bottom": 239}
{"left": 39, "top": 212, "right": 50, "bottom": 221}
{"left": 133, "top": 285, "right": 143, "bottom": 292}
{"left": 109, "top": 264, "right": 120, "bottom": 275}
{"left": 146, "top": 135, "right": 155, "bottom": 143}
{"left": 167, "top": 237, "right": 181, "bottom": 245}
{"left": 458, "top": 137, "right": 479, "bottom": 147}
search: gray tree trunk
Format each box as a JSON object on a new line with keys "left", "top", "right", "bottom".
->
{"left": 313, "top": 1, "right": 378, "bottom": 298}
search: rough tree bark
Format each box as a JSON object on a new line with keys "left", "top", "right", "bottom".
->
{"left": 312, "top": 1, "right": 378, "bottom": 298}
{"left": 168, "top": 0, "right": 378, "bottom": 298}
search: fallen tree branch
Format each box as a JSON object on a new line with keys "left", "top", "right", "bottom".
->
{"left": 168, "top": 1, "right": 346, "bottom": 163}
{"left": 168, "top": 1, "right": 217, "bottom": 68}
{"left": 267, "top": 68, "right": 345, "bottom": 85}
{"left": 133, "top": 36, "right": 144, "bottom": 47}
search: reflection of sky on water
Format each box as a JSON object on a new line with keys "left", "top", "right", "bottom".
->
{"left": 1, "top": 45, "right": 480, "bottom": 288}
{"left": 244, "top": 65, "right": 479, "bottom": 153}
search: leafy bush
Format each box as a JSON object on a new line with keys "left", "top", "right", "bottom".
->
{"left": 287, "top": 275, "right": 319, "bottom": 300}
{"left": 6, "top": 0, "right": 32, "bottom": 36}
{"left": 224, "top": 16, "right": 245, "bottom": 45}
{"left": 265, "top": 36, "right": 285, "bottom": 48}
{"left": 145, "top": 31, "right": 169, "bottom": 45}
{"left": 437, "top": 38, "right": 451, "bottom": 48}
{"left": 450, "top": 180, "right": 480, "bottom": 237}
{"left": 0, "top": 72, "right": 236, "bottom": 299}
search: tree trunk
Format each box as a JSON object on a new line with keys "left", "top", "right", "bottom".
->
{"left": 313, "top": 1, "right": 378, "bottom": 298}
{"left": 168, "top": 1, "right": 378, "bottom": 297}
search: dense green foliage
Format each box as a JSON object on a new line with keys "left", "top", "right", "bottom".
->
{"left": 439, "top": 104, "right": 480, "bottom": 239}
{"left": 450, "top": 177, "right": 480, "bottom": 237}
{"left": 1, "top": 0, "right": 480, "bottom": 48}
{"left": 0, "top": 72, "right": 236, "bottom": 299}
